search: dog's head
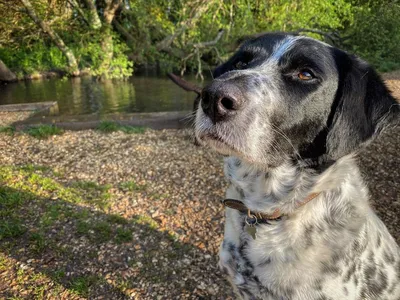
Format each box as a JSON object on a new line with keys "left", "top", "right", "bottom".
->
{"left": 195, "top": 33, "right": 399, "bottom": 167}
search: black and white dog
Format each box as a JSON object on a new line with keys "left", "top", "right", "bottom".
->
{"left": 195, "top": 33, "right": 400, "bottom": 299}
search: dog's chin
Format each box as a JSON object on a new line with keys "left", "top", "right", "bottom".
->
{"left": 197, "top": 131, "right": 290, "bottom": 169}
{"left": 197, "top": 133, "right": 242, "bottom": 157}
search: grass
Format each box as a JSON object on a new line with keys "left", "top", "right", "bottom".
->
{"left": 29, "top": 232, "right": 47, "bottom": 254}
{"left": 71, "top": 180, "right": 112, "bottom": 210}
{"left": 106, "top": 214, "right": 128, "bottom": 225}
{"left": 0, "top": 166, "right": 112, "bottom": 211}
{"left": 0, "top": 163, "right": 196, "bottom": 297}
{"left": 97, "top": 121, "right": 146, "bottom": 134}
{"left": 115, "top": 227, "right": 133, "bottom": 243}
{"left": 25, "top": 125, "right": 63, "bottom": 139}
{"left": 69, "top": 275, "right": 100, "bottom": 297}
{"left": 0, "top": 125, "right": 15, "bottom": 135}
{"left": 119, "top": 180, "right": 147, "bottom": 192}
{"left": 132, "top": 215, "right": 159, "bottom": 230}
{"left": 0, "top": 218, "right": 26, "bottom": 240}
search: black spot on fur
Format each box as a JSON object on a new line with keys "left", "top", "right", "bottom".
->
{"left": 361, "top": 269, "right": 388, "bottom": 298}
{"left": 343, "top": 262, "right": 357, "bottom": 283}
{"left": 376, "top": 234, "right": 382, "bottom": 248}
{"left": 304, "top": 224, "right": 314, "bottom": 248}
{"left": 354, "top": 276, "right": 358, "bottom": 287}
{"left": 228, "top": 242, "right": 236, "bottom": 252}
{"left": 383, "top": 249, "right": 396, "bottom": 265}
{"left": 331, "top": 253, "right": 342, "bottom": 265}
{"left": 258, "top": 257, "right": 271, "bottom": 267}
{"left": 313, "top": 279, "right": 324, "bottom": 291}
{"left": 364, "top": 262, "right": 377, "bottom": 282}
{"left": 352, "top": 237, "right": 368, "bottom": 255}
{"left": 234, "top": 159, "right": 242, "bottom": 167}
{"left": 321, "top": 262, "right": 341, "bottom": 276}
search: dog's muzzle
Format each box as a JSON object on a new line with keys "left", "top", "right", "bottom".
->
{"left": 201, "top": 81, "right": 244, "bottom": 124}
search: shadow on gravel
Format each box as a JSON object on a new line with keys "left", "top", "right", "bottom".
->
{"left": 0, "top": 183, "right": 227, "bottom": 299}
{"left": 358, "top": 126, "right": 400, "bottom": 244}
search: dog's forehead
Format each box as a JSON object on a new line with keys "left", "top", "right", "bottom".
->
{"left": 241, "top": 34, "right": 330, "bottom": 60}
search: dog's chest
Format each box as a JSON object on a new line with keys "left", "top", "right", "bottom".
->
{"left": 220, "top": 157, "right": 400, "bottom": 299}
{"left": 221, "top": 158, "right": 308, "bottom": 298}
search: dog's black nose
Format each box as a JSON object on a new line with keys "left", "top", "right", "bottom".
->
{"left": 201, "top": 82, "right": 243, "bottom": 123}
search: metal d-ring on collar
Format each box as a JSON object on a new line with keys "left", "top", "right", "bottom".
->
{"left": 245, "top": 209, "right": 259, "bottom": 226}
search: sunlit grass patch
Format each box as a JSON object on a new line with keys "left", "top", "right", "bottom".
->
{"left": 25, "top": 125, "right": 63, "bottom": 139}
{"left": 132, "top": 215, "right": 159, "bottom": 230}
{"left": 71, "top": 180, "right": 111, "bottom": 192}
{"left": 19, "top": 164, "right": 51, "bottom": 173}
{"left": 0, "top": 166, "right": 113, "bottom": 211}
{"left": 71, "top": 180, "right": 112, "bottom": 210}
{"left": 97, "top": 121, "right": 146, "bottom": 134}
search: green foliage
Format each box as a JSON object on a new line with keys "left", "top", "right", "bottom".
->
{"left": 69, "top": 275, "right": 99, "bottom": 297}
{"left": 0, "top": 0, "right": 399, "bottom": 78}
{"left": 25, "top": 125, "right": 64, "bottom": 139}
{"left": 343, "top": 3, "right": 400, "bottom": 72}
{"left": 115, "top": 228, "right": 133, "bottom": 243}
{"left": 119, "top": 180, "right": 147, "bottom": 192}
{"left": 0, "top": 126, "right": 15, "bottom": 135}
{"left": 0, "top": 218, "right": 26, "bottom": 240}
{"left": 0, "top": 44, "right": 67, "bottom": 74}
{"left": 72, "top": 31, "right": 133, "bottom": 78}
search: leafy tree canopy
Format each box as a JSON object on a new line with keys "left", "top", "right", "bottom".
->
{"left": 0, "top": 0, "right": 399, "bottom": 79}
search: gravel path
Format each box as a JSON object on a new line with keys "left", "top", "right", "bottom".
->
{"left": 0, "top": 75, "right": 399, "bottom": 299}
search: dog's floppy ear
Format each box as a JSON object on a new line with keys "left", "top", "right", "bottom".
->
{"left": 167, "top": 73, "right": 202, "bottom": 95}
{"left": 326, "top": 49, "right": 399, "bottom": 159}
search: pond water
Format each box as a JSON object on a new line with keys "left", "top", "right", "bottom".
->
{"left": 0, "top": 73, "right": 206, "bottom": 115}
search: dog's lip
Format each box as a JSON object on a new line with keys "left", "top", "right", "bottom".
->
{"left": 200, "top": 132, "right": 225, "bottom": 143}
{"left": 199, "top": 131, "right": 239, "bottom": 153}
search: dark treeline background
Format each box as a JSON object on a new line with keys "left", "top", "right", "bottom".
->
{"left": 0, "top": 0, "right": 399, "bottom": 80}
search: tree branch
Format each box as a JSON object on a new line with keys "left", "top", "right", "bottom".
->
{"left": 112, "top": 19, "right": 135, "bottom": 45}
{"left": 192, "top": 29, "right": 224, "bottom": 49}
{"left": 156, "top": 0, "right": 215, "bottom": 51}
{"left": 19, "top": 0, "right": 79, "bottom": 75}
{"left": 67, "top": 0, "right": 90, "bottom": 27}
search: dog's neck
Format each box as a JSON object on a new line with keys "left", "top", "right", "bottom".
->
{"left": 224, "top": 154, "right": 366, "bottom": 215}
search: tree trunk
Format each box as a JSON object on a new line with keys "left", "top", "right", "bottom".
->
{"left": 80, "top": 0, "right": 102, "bottom": 30}
{"left": 98, "top": 0, "right": 122, "bottom": 79}
{"left": 112, "top": 19, "right": 135, "bottom": 46}
{"left": 20, "top": 0, "right": 79, "bottom": 76}
{"left": 0, "top": 59, "right": 17, "bottom": 82}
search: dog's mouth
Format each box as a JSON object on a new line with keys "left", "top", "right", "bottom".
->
{"left": 197, "top": 131, "right": 243, "bottom": 157}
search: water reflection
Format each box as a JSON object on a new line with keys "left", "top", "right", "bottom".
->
{"left": 0, "top": 74, "right": 204, "bottom": 115}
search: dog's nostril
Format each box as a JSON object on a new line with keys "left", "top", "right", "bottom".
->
{"left": 220, "top": 97, "right": 235, "bottom": 110}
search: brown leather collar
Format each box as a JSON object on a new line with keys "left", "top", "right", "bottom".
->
{"left": 223, "top": 192, "right": 320, "bottom": 222}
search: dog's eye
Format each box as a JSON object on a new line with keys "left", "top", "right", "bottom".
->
{"left": 298, "top": 70, "right": 314, "bottom": 80}
{"left": 234, "top": 61, "right": 247, "bottom": 70}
